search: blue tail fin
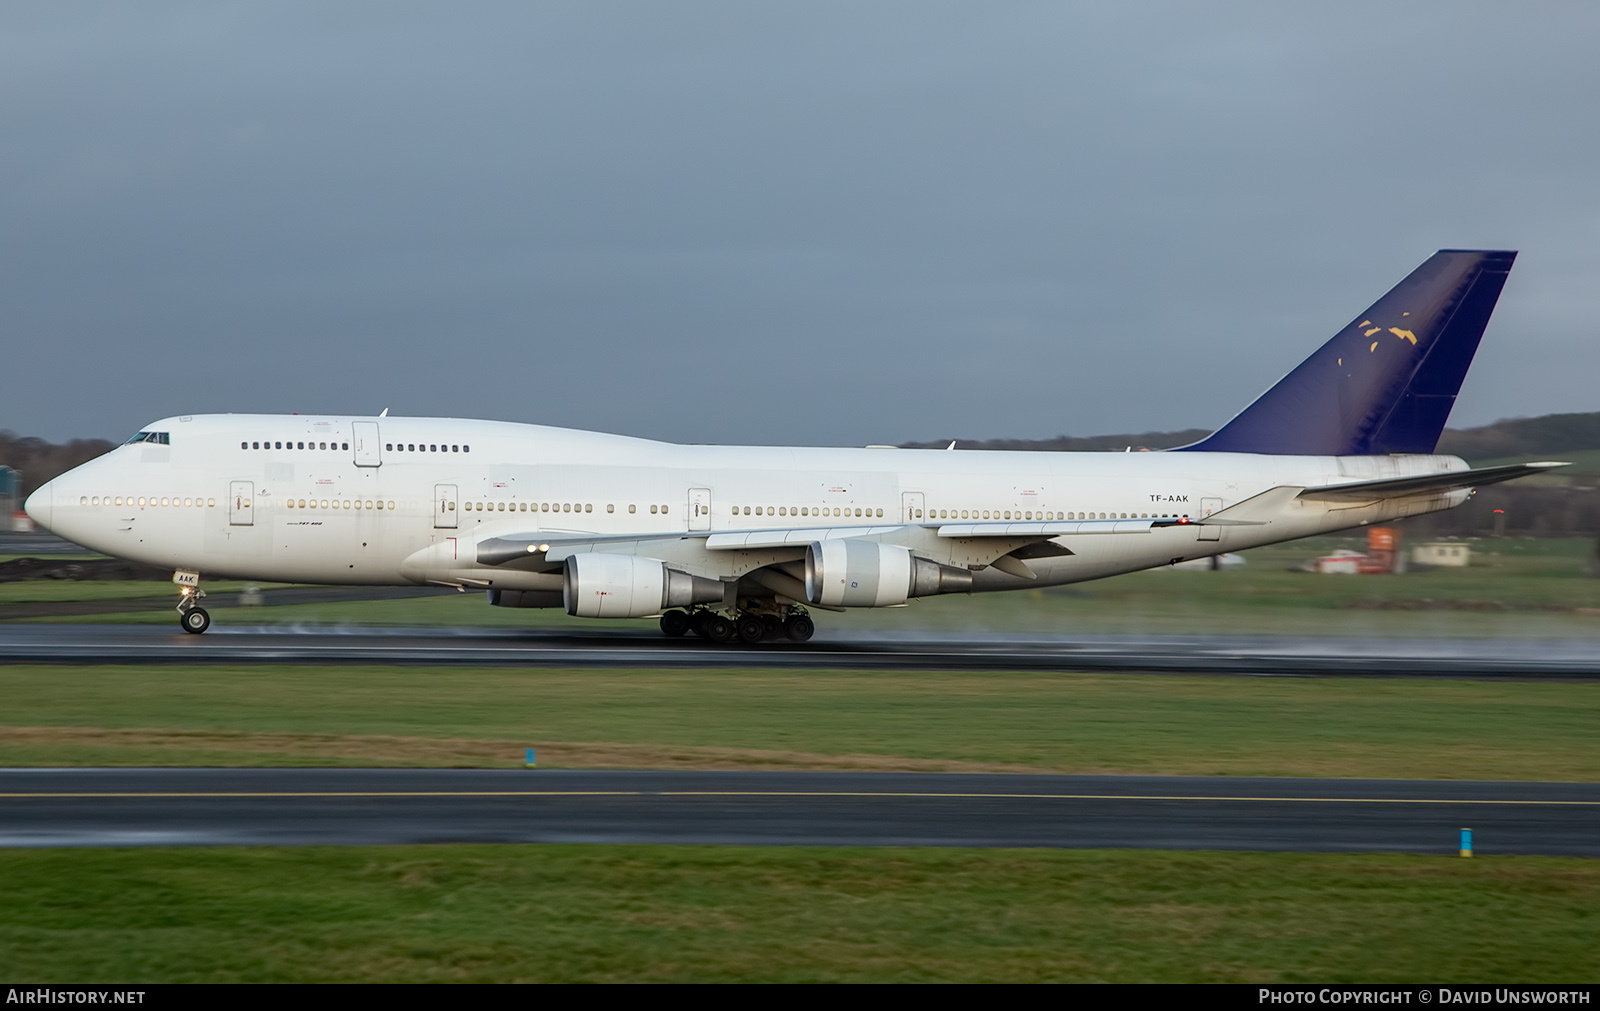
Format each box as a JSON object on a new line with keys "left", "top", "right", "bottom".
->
{"left": 1178, "top": 250, "right": 1516, "bottom": 455}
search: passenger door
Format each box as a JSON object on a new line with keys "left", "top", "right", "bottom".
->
{"left": 902, "top": 491, "right": 926, "bottom": 523}
{"left": 688, "top": 487, "right": 712, "bottom": 532}
{"left": 352, "top": 422, "right": 383, "bottom": 467}
{"left": 434, "top": 484, "right": 458, "bottom": 529}
{"left": 229, "top": 481, "right": 254, "bottom": 526}
{"left": 1197, "top": 496, "right": 1223, "bottom": 541}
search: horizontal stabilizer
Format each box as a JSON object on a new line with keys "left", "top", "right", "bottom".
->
{"left": 1297, "top": 461, "right": 1568, "bottom": 502}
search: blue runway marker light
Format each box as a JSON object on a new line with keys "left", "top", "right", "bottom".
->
{"left": 1460, "top": 827, "right": 1473, "bottom": 858}
{"left": 525, "top": 748, "right": 536, "bottom": 768}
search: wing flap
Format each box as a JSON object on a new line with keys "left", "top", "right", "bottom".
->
{"left": 705, "top": 525, "right": 905, "bottom": 550}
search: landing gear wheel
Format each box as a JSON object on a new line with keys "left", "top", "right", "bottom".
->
{"left": 704, "top": 614, "right": 736, "bottom": 644}
{"left": 735, "top": 613, "right": 767, "bottom": 644}
{"left": 659, "top": 610, "right": 691, "bottom": 637}
{"left": 784, "top": 614, "right": 815, "bottom": 643}
{"left": 181, "top": 607, "right": 211, "bottom": 635}
{"left": 689, "top": 610, "right": 711, "bottom": 638}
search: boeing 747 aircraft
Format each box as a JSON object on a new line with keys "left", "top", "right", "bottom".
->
{"left": 25, "top": 250, "right": 1563, "bottom": 643}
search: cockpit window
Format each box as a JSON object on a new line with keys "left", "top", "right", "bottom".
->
{"left": 126, "top": 432, "right": 170, "bottom": 445}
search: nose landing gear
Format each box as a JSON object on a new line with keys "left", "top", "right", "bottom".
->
{"left": 180, "top": 604, "right": 211, "bottom": 634}
{"left": 174, "top": 571, "right": 210, "bottom": 634}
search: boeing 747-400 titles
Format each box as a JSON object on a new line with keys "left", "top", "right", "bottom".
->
{"left": 25, "top": 250, "right": 1563, "bottom": 643}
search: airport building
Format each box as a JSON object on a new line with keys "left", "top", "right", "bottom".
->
{"left": 1411, "top": 542, "right": 1472, "bottom": 567}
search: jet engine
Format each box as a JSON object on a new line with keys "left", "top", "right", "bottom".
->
{"left": 804, "top": 539, "right": 972, "bottom": 608}
{"left": 563, "top": 553, "right": 724, "bottom": 618}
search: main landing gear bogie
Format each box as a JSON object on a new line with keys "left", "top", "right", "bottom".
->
{"left": 663, "top": 606, "right": 815, "bottom": 645}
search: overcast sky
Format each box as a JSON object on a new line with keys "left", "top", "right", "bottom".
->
{"left": 3, "top": 2, "right": 1597, "bottom": 445}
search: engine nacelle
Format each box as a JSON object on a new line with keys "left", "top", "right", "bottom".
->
{"left": 805, "top": 539, "right": 973, "bottom": 608}
{"left": 563, "top": 553, "right": 723, "bottom": 618}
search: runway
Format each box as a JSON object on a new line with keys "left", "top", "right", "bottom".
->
{"left": 2, "top": 621, "right": 1599, "bottom": 675}
{"left": 3, "top": 769, "right": 1596, "bottom": 853}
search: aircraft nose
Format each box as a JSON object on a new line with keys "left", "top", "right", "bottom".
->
{"left": 24, "top": 481, "right": 53, "bottom": 531}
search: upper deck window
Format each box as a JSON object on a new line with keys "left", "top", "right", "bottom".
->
{"left": 125, "top": 432, "right": 170, "bottom": 445}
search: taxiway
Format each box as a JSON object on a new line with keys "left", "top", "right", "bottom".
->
{"left": 3, "top": 769, "right": 1596, "bottom": 854}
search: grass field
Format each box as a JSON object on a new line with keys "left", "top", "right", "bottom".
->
{"left": 3, "top": 664, "right": 1597, "bottom": 780}
{"left": 4, "top": 539, "right": 1596, "bottom": 983}
{"left": 2, "top": 845, "right": 1595, "bottom": 982}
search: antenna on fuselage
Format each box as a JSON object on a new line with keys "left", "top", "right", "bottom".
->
{"left": 379, "top": 408, "right": 389, "bottom": 418}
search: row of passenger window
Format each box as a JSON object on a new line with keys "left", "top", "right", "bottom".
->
{"left": 737, "top": 505, "right": 885, "bottom": 519}
{"left": 462, "top": 502, "right": 669, "bottom": 515}
{"left": 240, "top": 440, "right": 470, "bottom": 453}
{"left": 287, "top": 499, "right": 396, "bottom": 510}
{"left": 81, "top": 494, "right": 1185, "bottom": 524}
{"left": 84, "top": 496, "right": 214, "bottom": 508}
{"left": 244, "top": 440, "right": 349, "bottom": 451}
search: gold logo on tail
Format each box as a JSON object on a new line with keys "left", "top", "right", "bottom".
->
{"left": 1356, "top": 316, "right": 1419, "bottom": 352}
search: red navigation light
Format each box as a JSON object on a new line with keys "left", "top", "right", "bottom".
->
{"left": 1493, "top": 509, "right": 1505, "bottom": 514}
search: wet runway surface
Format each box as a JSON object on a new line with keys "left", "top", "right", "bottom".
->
{"left": 3, "top": 769, "right": 1596, "bottom": 853}
{"left": 2, "top": 622, "right": 1599, "bottom": 675}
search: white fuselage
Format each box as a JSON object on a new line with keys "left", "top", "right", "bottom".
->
{"left": 29, "top": 414, "right": 1470, "bottom": 599}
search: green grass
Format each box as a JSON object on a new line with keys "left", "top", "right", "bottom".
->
{"left": 3, "top": 665, "right": 1597, "bottom": 780}
{"left": 1, "top": 845, "right": 1594, "bottom": 982}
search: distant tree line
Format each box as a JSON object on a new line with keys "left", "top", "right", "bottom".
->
{"left": 902, "top": 411, "right": 1600, "bottom": 460}
{"left": 1435, "top": 412, "right": 1600, "bottom": 459}
{"left": 0, "top": 432, "right": 116, "bottom": 501}
{"left": 900, "top": 429, "right": 1212, "bottom": 453}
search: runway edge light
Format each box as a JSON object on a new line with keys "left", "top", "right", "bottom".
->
{"left": 525, "top": 748, "right": 536, "bottom": 768}
{"left": 1460, "top": 827, "right": 1473, "bottom": 857}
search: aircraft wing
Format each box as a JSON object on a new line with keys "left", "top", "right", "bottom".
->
{"left": 478, "top": 515, "right": 1174, "bottom": 567}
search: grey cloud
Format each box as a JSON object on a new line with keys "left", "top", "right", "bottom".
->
{"left": 2, "top": 2, "right": 1597, "bottom": 444}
